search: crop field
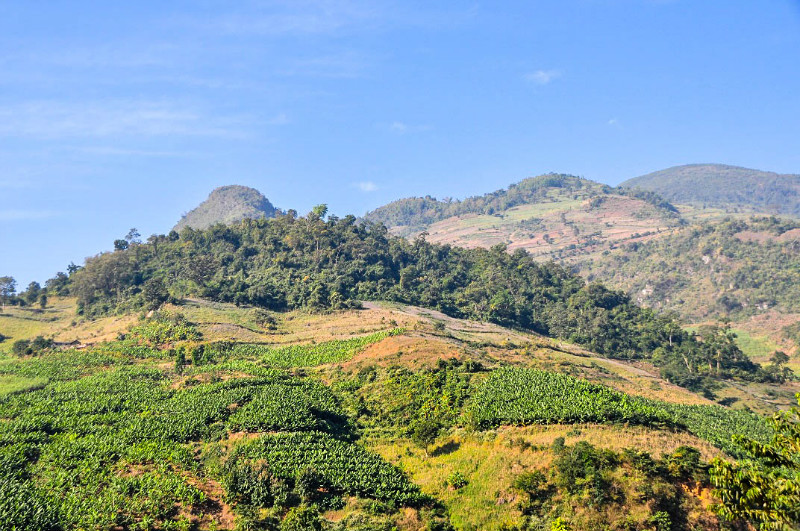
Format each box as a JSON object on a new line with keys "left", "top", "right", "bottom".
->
{"left": 0, "top": 305, "right": 780, "bottom": 530}
{"left": 0, "top": 357, "right": 421, "bottom": 530}
{"left": 0, "top": 375, "right": 47, "bottom": 396}
{"left": 422, "top": 192, "right": 679, "bottom": 264}
{"left": 467, "top": 367, "right": 771, "bottom": 456}
{"left": 230, "top": 328, "right": 404, "bottom": 367}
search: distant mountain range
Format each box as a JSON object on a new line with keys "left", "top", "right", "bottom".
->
{"left": 621, "top": 164, "right": 800, "bottom": 216}
{"left": 174, "top": 164, "right": 800, "bottom": 321}
{"left": 173, "top": 185, "right": 279, "bottom": 231}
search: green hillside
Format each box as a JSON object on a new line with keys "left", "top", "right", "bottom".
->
{"left": 579, "top": 216, "right": 800, "bottom": 321}
{"left": 174, "top": 185, "right": 279, "bottom": 231}
{"left": 366, "top": 174, "right": 678, "bottom": 231}
{"left": 0, "top": 296, "right": 788, "bottom": 531}
{"left": 2, "top": 194, "right": 798, "bottom": 530}
{"left": 621, "top": 164, "right": 800, "bottom": 216}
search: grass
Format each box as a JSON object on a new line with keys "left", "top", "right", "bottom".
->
{"left": 230, "top": 329, "right": 404, "bottom": 367}
{"left": 503, "top": 198, "right": 583, "bottom": 220}
{"left": 0, "top": 298, "right": 785, "bottom": 531}
{"left": 0, "top": 297, "right": 136, "bottom": 355}
{"left": 0, "top": 375, "right": 47, "bottom": 396}
{"left": 730, "top": 327, "right": 782, "bottom": 362}
{"left": 369, "top": 424, "right": 721, "bottom": 531}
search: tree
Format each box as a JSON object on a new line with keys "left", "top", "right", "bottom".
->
{"left": 24, "top": 281, "right": 41, "bottom": 306}
{"left": 411, "top": 418, "right": 441, "bottom": 456}
{"left": 45, "top": 272, "right": 69, "bottom": 296}
{"left": 114, "top": 239, "right": 129, "bottom": 251}
{"left": 142, "top": 277, "right": 169, "bottom": 310}
{"left": 125, "top": 228, "right": 141, "bottom": 244}
{"left": 12, "top": 339, "right": 31, "bottom": 356}
{"left": 310, "top": 204, "right": 328, "bottom": 220}
{"left": 38, "top": 293, "right": 48, "bottom": 309}
{"left": 771, "top": 351, "right": 791, "bottom": 366}
{"left": 710, "top": 394, "right": 800, "bottom": 530}
{"left": 0, "top": 276, "right": 16, "bottom": 311}
{"left": 764, "top": 351, "right": 794, "bottom": 383}
{"left": 147, "top": 234, "right": 161, "bottom": 257}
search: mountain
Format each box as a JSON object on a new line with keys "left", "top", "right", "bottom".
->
{"left": 173, "top": 185, "right": 279, "bottom": 231}
{"left": 5, "top": 195, "right": 797, "bottom": 531}
{"left": 579, "top": 216, "right": 800, "bottom": 321}
{"left": 621, "top": 164, "right": 800, "bottom": 216}
{"left": 364, "top": 174, "right": 682, "bottom": 261}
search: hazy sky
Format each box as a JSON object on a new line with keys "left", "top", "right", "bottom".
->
{"left": 2, "top": 1, "right": 800, "bottom": 286}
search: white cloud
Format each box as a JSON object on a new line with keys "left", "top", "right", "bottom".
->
{"left": 355, "top": 181, "right": 378, "bottom": 192}
{"left": 0, "top": 100, "right": 248, "bottom": 139}
{"left": 190, "top": 1, "right": 382, "bottom": 37}
{"left": 267, "top": 113, "right": 290, "bottom": 125}
{"left": 608, "top": 117, "right": 622, "bottom": 128}
{"left": 525, "top": 69, "right": 562, "bottom": 85}
{"left": 0, "top": 209, "right": 60, "bottom": 221}
{"left": 382, "top": 121, "right": 432, "bottom": 135}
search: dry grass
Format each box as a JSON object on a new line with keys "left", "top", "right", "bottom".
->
{"left": 174, "top": 298, "right": 419, "bottom": 346}
{"left": 0, "top": 297, "right": 135, "bottom": 355}
{"left": 418, "top": 192, "right": 679, "bottom": 263}
{"left": 369, "top": 424, "right": 720, "bottom": 530}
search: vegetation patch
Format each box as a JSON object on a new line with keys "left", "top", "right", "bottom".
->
{"left": 231, "top": 328, "right": 404, "bottom": 367}
{"left": 468, "top": 367, "right": 771, "bottom": 456}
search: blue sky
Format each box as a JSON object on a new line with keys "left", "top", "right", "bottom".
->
{"left": 2, "top": 0, "right": 800, "bottom": 286}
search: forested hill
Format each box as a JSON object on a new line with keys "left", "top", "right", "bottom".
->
{"left": 621, "top": 164, "right": 800, "bottom": 216}
{"left": 47, "top": 210, "right": 773, "bottom": 391}
{"left": 363, "top": 173, "right": 679, "bottom": 235}
{"left": 173, "top": 185, "right": 280, "bottom": 231}
{"left": 578, "top": 216, "right": 800, "bottom": 320}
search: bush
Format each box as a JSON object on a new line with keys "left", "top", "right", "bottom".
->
{"left": 446, "top": 471, "right": 468, "bottom": 490}
{"left": 280, "top": 505, "right": 323, "bottom": 531}
{"left": 12, "top": 340, "right": 30, "bottom": 356}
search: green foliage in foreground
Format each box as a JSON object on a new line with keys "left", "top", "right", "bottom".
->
{"left": 468, "top": 368, "right": 771, "bottom": 456}
{"left": 0, "top": 362, "right": 419, "bottom": 530}
{"left": 231, "top": 328, "right": 404, "bottom": 367}
{"left": 228, "top": 431, "right": 424, "bottom": 506}
{"left": 507, "top": 440, "right": 709, "bottom": 531}
{"left": 710, "top": 395, "right": 800, "bottom": 530}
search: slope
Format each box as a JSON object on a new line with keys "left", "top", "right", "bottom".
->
{"left": 364, "top": 173, "right": 682, "bottom": 262}
{"left": 173, "top": 185, "right": 279, "bottom": 231}
{"left": 578, "top": 217, "right": 800, "bottom": 321}
{"left": 621, "top": 163, "right": 800, "bottom": 217}
{"left": 0, "top": 297, "right": 788, "bottom": 530}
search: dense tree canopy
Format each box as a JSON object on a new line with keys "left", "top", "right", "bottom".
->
{"left": 61, "top": 212, "right": 768, "bottom": 388}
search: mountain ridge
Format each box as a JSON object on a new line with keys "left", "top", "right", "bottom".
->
{"left": 621, "top": 163, "right": 800, "bottom": 216}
